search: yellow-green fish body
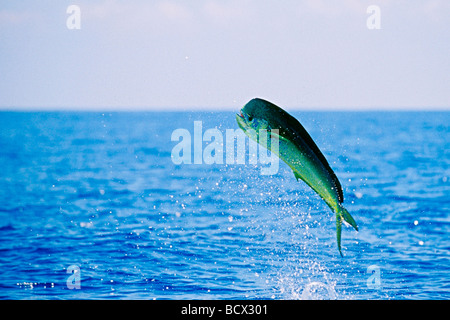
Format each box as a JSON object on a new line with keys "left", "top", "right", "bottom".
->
{"left": 236, "top": 98, "right": 358, "bottom": 256}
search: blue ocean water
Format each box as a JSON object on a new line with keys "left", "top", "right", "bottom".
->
{"left": 0, "top": 111, "right": 448, "bottom": 300}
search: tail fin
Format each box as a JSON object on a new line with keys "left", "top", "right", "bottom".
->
{"left": 335, "top": 205, "right": 358, "bottom": 257}
{"left": 339, "top": 205, "right": 358, "bottom": 231}
{"left": 336, "top": 215, "right": 343, "bottom": 257}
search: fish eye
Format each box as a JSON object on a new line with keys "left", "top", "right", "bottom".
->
{"left": 248, "top": 115, "right": 253, "bottom": 121}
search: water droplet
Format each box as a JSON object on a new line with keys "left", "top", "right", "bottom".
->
{"left": 301, "top": 282, "right": 336, "bottom": 300}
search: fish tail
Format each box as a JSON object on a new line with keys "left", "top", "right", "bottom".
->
{"left": 338, "top": 204, "right": 358, "bottom": 231}
{"left": 335, "top": 205, "right": 358, "bottom": 257}
{"left": 336, "top": 214, "right": 343, "bottom": 257}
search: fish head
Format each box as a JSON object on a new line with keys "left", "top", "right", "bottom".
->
{"left": 236, "top": 98, "right": 273, "bottom": 133}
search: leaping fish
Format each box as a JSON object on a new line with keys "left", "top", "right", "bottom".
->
{"left": 236, "top": 98, "right": 358, "bottom": 256}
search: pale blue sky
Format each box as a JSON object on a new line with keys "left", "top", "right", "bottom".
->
{"left": 0, "top": 0, "right": 449, "bottom": 110}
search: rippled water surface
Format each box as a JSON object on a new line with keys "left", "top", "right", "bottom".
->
{"left": 0, "top": 111, "right": 448, "bottom": 299}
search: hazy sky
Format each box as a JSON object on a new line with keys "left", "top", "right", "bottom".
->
{"left": 0, "top": 0, "right": 449, "bottom": 110}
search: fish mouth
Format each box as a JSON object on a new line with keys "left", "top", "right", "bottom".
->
{"left": 236, "top": 110, "right": 248, "bottom": 131}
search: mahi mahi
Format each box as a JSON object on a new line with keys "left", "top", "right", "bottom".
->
{"left": 236, "top": 98, "right": 358, "bottom": 256}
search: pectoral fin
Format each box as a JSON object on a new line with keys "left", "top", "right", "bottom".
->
{"left": 268, "top": 131, "right": 303, "bottom": 182}
{"left": 269, "top": 130, "right": 291, "bottom": 144}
